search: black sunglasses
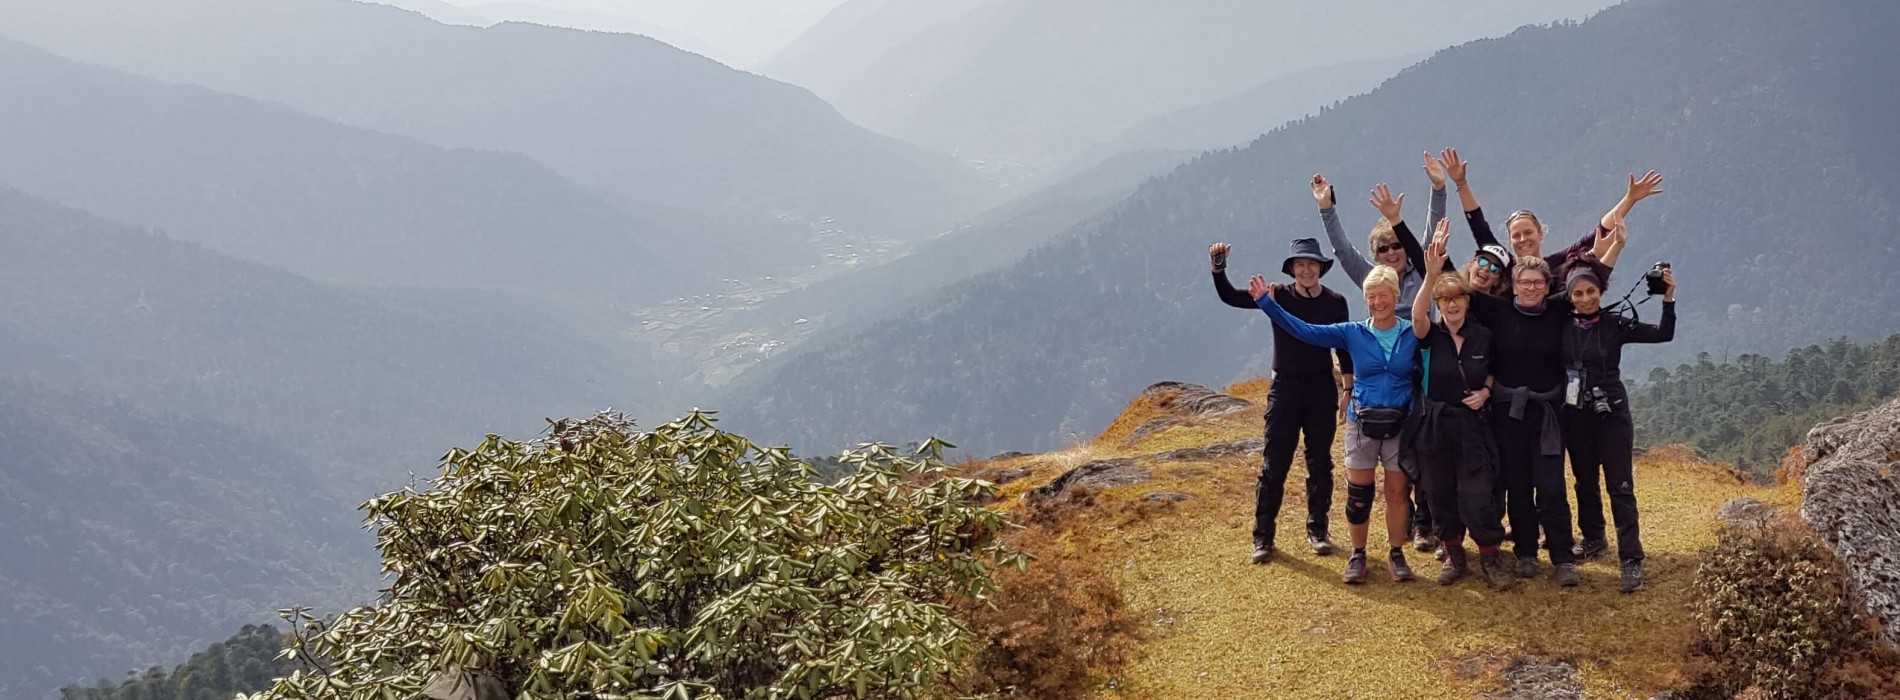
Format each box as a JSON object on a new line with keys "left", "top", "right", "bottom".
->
{"left": 1374, "top": 243, "right": 1404, "bottom": 255}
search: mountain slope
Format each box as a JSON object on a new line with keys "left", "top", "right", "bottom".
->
{"left": 357, "top": 0, "right": 489, "bottom": 26}
{"left": 0, "top": 383, "right": 369, "bottom": 699}
{"left": 462, "top": 1, "right": 715, "bottom": 56}
{"left": 0, "top": 37, "right": 695, "bottom": 303}
{"left": 766, "top": 0, "right": 1616, "bottom": 165}
{"left": 1069, "top": 52, "right": 1426, "bottom": 174}
{"left": 0, "top": 185, "right": 654, "bottom": 493}
{"left": 663, "top": 148, "right": 1193, "bottom": 386}
{"left": 0, "top": 0, "right": 995, "bottom": 266}
{"left": 725, "top": 0, "right": 1900, "bottom": 456}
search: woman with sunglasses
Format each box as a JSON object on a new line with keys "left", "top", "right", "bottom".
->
{"left": 1315, "top": 177, "right": 1438, "bottom": 552}
{"left": 1438, "top": 219, "right": 1626, "bottom": 586}
{"left": 1433, "top": 148, "right": 1659, "bottom": 295}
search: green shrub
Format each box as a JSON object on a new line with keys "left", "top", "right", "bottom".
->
{"left": 246, "top": 411, "right": 1024, "bottom": 700}
{"left": 1678, "top": 517, "right": 1900, "bottom": 699}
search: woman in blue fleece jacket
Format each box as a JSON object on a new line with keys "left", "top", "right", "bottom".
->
{"left": 1249, "top": 262, "right": 1419, "bottom": 585}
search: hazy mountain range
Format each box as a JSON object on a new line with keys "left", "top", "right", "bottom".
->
{"left": 723, "top": 0, "right": 1900, "bottom": 457}
{"left": 765, "top": 0, "right": 1620, "bottom": 168}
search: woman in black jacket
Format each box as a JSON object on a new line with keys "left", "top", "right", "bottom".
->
{"left": 1559, "top": 264, "right": 1676, "bottom": 593}
{"left": 1412, "top": 230, "right": 1513, "bottom": 590}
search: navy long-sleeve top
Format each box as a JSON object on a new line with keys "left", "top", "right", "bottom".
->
{"left": 1213, "top": 270, "right": 1354, "bottom": 379}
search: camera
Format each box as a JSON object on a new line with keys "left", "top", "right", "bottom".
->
{"left": 1585, "top": 386, "right": 1614, "bottom": 415}
{"left": 1644, "top": 261, "right": 1672, "bottom": 296}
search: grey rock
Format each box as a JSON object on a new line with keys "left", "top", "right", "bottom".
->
{"left": 1138, "top": 381, "right": 1252, "bottom": 419}
{"left": 1154, "top": 438, "right": 1265, "bottom": 462}
{"left": 1484, "top": 656, "right": 1583, "bottom": 700}
{"left": 1714, "top": 496, "right": 1778, "bottom": 528}
{"left": 1122, "top": 415, "right": 1184, "bottom": 444}
{"left": 1142, "top": 491, "right": 1194, "bottom": 502}
{"left": 1024, "top": 458, "right": 1150, "bottom": 502}
{"left": 1798, "top": 396, "right": 1900, "bottom": 648}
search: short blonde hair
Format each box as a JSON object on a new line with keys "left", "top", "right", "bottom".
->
{"left": 1432, "top": 271, "right": 1471, "bottom": 300}
{"left": 1513, "top": 257, "right": 1551, "bottom": 286}
{"left": 1367, "top": 218, "right": 1398, "bottom": 252}
{"left": 1364, "top": 265, "right": 1402, "bottom": 296}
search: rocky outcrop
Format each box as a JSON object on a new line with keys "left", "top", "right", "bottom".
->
{"left": 1138, "top": 381, "right": 1251, "bottom": 419}
{"left": 1797, "top": 397, "right": 1900, "bottom": 648}
{"left": 1024, "top": 458, "right": 1151, "bottom": 503}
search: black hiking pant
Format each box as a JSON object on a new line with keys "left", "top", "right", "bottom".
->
{"left": 1565, "top": 403, "right": 1644, "bottom": 562}
{"left": 1416, "top": 401, "right": 1504, "bottom": 547}
{"left": 1493, "top": 401, "right": 1576, "bottom": 564}
{"left": 1254, "top": 377, "right": 1337, "bottom": 548}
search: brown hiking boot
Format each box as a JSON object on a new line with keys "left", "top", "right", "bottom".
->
{"left": 1437, "top": 545, "right": 1469, "bottom": 586}
{"left": 1479, "top": 551, "right": 1515, "bottom": 591}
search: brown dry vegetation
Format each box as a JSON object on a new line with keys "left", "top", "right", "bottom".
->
{"left": 960, "top": 377, "right": 1804, "bottom": 699}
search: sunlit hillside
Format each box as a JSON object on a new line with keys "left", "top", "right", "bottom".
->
{"left": 967, "top": 378, "right": 1788, "bottom": 699}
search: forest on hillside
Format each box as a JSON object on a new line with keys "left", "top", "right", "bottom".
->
{"left": 1632, "top": 335, "right": 1900, "bottom": 478}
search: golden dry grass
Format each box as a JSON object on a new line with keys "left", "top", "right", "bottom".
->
{"left": 983, "top": 378, "right": 1778, "bottom": 700}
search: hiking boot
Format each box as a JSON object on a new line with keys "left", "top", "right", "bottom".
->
{"left": 1514, "top": 553, "right": 1538, "bottom": 579}
{"left": 1342, "top": 551, "right": 1368, "bottom": 584}
{"left": 1619, "top": 560, "right": 1644, "bottom": 593}
{"left": 1574, "top": 537, "right": 1609, "bottom": 560}
{"left": 1388, "top": 548, "right": 1416, "bottom": 582}
{"left": 1413, "top": 532, "right": 1441, "bottom": 553}
{"left": 1554, "top": 562, "right": 1581, "bottom": 587}
{"left": 1250, "top": 545, "right": 1274, "bottom": 565}
{"left": 1437, "top": 546, "right": 1469, "bottom": 586}
{"left": 1307, "top": 532, "right": 1336, "bottom": 556}
{"left": 1479, "top": 551, "right": 1515, "bottom": 591}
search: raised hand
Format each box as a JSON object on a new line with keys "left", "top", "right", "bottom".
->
{"left": 1423, "top": 151, "right": 1447, "bottom": 189}
{"left": 1369, "top": 183, "right": 1404, "bottom": 222}
{"left": 1661, "top": 267, "right": 1676, "bottom": 302}
{"left": 1627, "top": 170, "right": 1664, "bottom": 203}
{"left": 1209, "top": 242, "right": 1231, "bottom": 271}
{"left": 1438, "top": 147, "right": 1468, "bottom": 186}
{"left": 1311, "top": 173, "right": 1334, "bottom": 208}
{"left": 1425, "top": 218, "right": 1451, "bottom": 271}
{"left": 1248, "top": 274, "right": 1277, "bottom": 300}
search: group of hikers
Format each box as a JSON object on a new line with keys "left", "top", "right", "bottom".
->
{"left": 1210, "top": 148, "right": 1675, "bottom": 593}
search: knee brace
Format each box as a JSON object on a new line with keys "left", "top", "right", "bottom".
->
{"left": 1346, "top": 481, "right": 1376, "bottom": 525}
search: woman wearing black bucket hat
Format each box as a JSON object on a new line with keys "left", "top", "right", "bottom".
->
{"left": 1211, "top": 239, "right": 1353, "bottom": 563}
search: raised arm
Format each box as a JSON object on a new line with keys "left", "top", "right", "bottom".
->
{"left": 1423, "top": 151, "right": 1448, "bottom": 239}
{"left": 1438, "top": 148, "right": 1480, "bottom": 213}
{"left": 1250, "top": 275, "right": 1352, "bottom": 349}
{"left": 1314, "top": 174, "right": 1371, "bottom": 285}
{"left": 1373, "top": 183, "right": 1427, "bottom": 275}
{"left": 1413, "top": 220, "right": 1451, "bottom": 338}
{"left": 1600, "top": 170, "right": 1664, "bottom": 233}
{"left": 1208, "top": 243, "right": 1256, "bottom": 309}
{"left": 1623, "top": 269, "right": 1676, "bottom": 344}
{"left": 1595, "top": 219, "right": 1628, "bottom": 269}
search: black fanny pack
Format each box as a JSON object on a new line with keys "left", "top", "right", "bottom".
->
{"left": 1357, "top": 406, "right": 1409, "bottom": 440}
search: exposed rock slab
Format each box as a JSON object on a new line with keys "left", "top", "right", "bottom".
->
{"left": 1155, "top": 438, "right": 1264, "bottom": 463}
{"left": 1024, "top": 458, "right": 1151, "bottom": 502}
{"left": 1798, "top": 397, "right": 1900, "bottom": 648}
{"left": 1138, "top": 381, "right": 1252, "bottom": 419}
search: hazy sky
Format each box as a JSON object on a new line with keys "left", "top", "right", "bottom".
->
{"left": 430, "top": 0, "right": 849, "bottom": 68}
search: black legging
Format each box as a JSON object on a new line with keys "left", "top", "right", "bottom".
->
{"left": 1415, "top": 399, "right": 1504, "bottom": 547}
{"left": 1565, "top": 405, "right": 1643, "bottom": 561}
{"left": 1492, "top": 401, "right": 1576, "bottom": 564}
{"left": 1253, "top": 378, "right": 1337, "bottom": 547}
